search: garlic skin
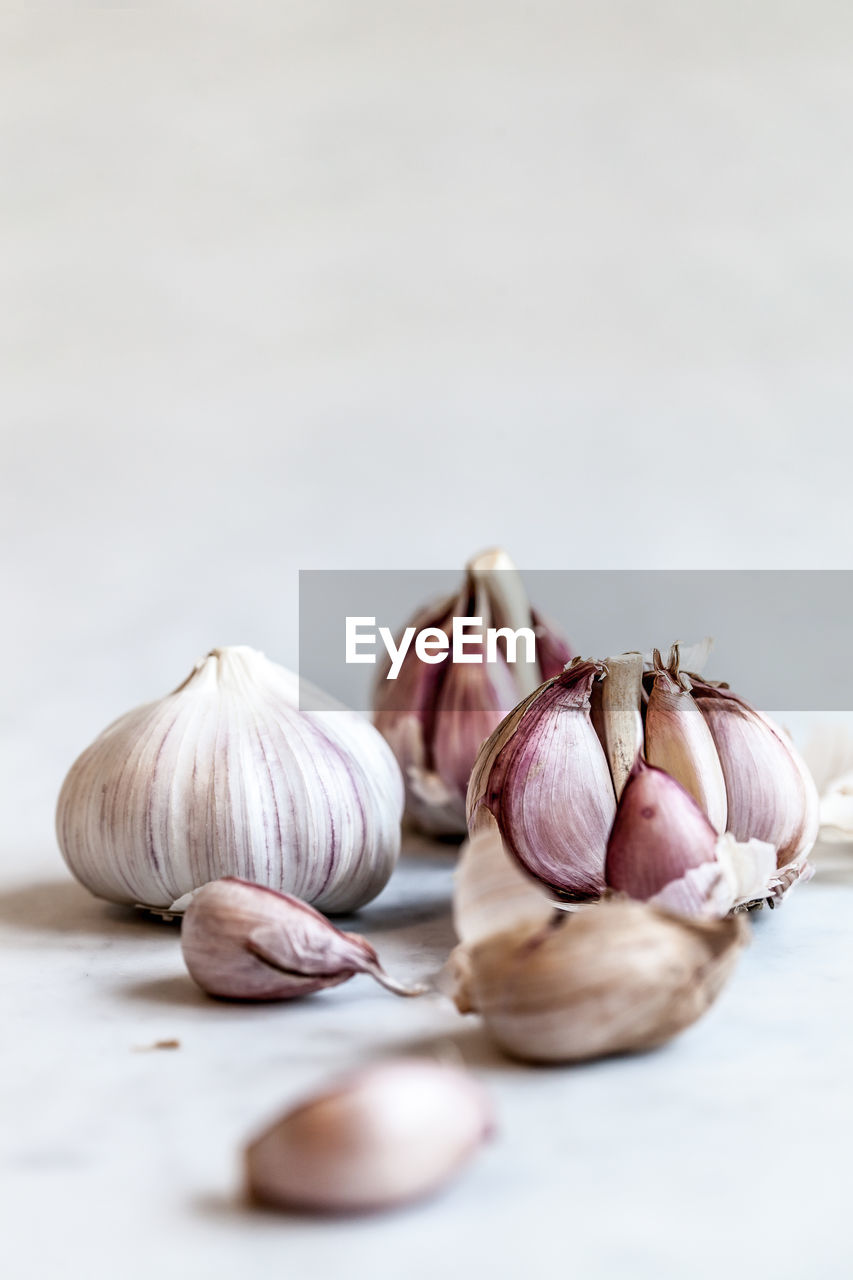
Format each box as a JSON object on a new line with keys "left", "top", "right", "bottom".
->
{"left": 246, "top": 1059, "right": 492, "bottom": 1213}
{"left": 467, "top": 659, "right": 615, "bottom": 900}
{"left": 452, "top": 901, "right": 747, "bottom": 1064}
{"left": 181, "top": 878, "right": 423, "bottom": 1000}
{"left": 374, "top": 549, "right": 571, "bottom": 835}
{"left": 56, "top": 647, "right": 403, "bottom": 914}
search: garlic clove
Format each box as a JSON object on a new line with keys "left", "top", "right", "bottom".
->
{"left": 57, "top": 647, "right": 404, "bottom": 914}
{"left": 605, "top": 757, "right": 726, "bottom": 914}
{"left": 600, "top": 652, "right": 645, "bottom": 798}
{"left": 452, "top": 900, "right": 747, "bottom": 1064}
{"left": 246, "top": 1059, "right": 492, "bottom": 1213}
{"left": 467, "top": 660, "right": 615, "bottom": 900}
{"left": 644, "top": 648, "right": 728, "bottom": 833}
{"left": 692, "top": 682, "right": 819, "bottom": 871}
{"left": 817, "top": 770, "right": 853, "bottom": 842}
{"left": 452, "top": 819, "right": 555, "bottom": 948}
{"left": 181, "top": 878, "right": 424, "bottom": 1000}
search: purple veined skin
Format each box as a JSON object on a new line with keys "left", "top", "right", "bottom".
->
{"left": 467, "top": 660, "right": 615, "bottom": 900}
{"left": 373, "top": 551, "right": 573, "bottom": 836}
{"left": 605, "top": 757, "right": 728, "bottom": 915}
{"left": 690, "top": 680, "right": 820, "bottom": 871}
{"left": 181, "top": 878, "right": 424, "bottom": 1000}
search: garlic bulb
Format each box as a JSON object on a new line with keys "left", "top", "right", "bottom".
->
{"left": 246, "top": 1059, "right": 492, "bottom": 1213}
{"left": 467, "top": 646, "right": 819, "bottom": 913}
{"left": 374, "top": 549, "right": 571, "bottom": 835}
{"left": 451, "top": 900, "right": 747, "bottom": 1064}
{"left": 182, "top": 878, "right": 424, "bottom": 1000}
{"left": 56, "top": 647, "right": 403, "bottom": 914}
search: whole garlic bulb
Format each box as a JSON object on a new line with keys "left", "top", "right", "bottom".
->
{"left": 373, "top": 548, "right": 571, "bottom": 835}
{"left": 246, "top": 1059, "right": 493, "bottom": 1213}
{"left": 56, "top": 647, "right": 403, "bottom": 914}
{"left": 468, "top": 646, "right": 819, "bottom": 915}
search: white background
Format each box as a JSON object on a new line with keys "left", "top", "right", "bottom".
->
{"left": 2, "top": 5, "right": 852, "bottom": 1278}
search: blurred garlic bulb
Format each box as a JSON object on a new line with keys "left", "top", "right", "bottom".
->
{"left": 57, "top": 647, "right": 403, "bottom": 914}
{"left": 467, "top": 646, "right": 819, "bottom": 913}
{"left": 246, "top": 1059, "right": 492, "bottom": 1213}
{"left": 182, "top": 878, "right": 424, "bottom": 1000}
{"left": 450, "top": 899, "right": 747, "bottom": 1064}
{"left": 374, "top": 549, "right": 571, "bottom": 835}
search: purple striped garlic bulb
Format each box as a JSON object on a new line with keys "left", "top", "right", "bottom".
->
{"left": 373, "top": 549, "right": 571, "bottom": 835}
{"left": 467, "top": 646, "right": 819, "bottom": 916}
{"left": 56, "top": 647, "right": 404, "bottom": 914}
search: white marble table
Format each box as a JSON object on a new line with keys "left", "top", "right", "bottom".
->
{"left": 3, "top": 833, "right": 852, "bottom": 1280}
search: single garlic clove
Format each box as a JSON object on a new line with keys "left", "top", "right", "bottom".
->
{"left": 599, "top": 652, "right": 645, "bottom": 798}
{"left": 644, "top": 649, "right": 728, "bottom": 833}
{"left": 453, "top": 900, "right": 747, "bottom": 1064}
{"left": 452, "top": 819, "right": 555, "bottom": 948}
{"left": 692, "top": 681, "right": 819, "bottom": 872}
{"left": 605, "top": 757, "right": 727, "bottom": 915}
{"left": 373, "top": 550, "right": 572, "bottom": 836}
{"left": 246, "top": 1059, "right": 493, "bottom": 1213}
{"left": 467, "top": 660, "right": 615, "bottom": 900}
{"left": 181, "top": 878, "right": 424, "bottom": 1000}
{"left": 56, "top": 647, "right": 404, "bottom": 914}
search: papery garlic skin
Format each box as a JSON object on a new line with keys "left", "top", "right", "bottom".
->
{"left": 56, "top": 647, "right": 403, "bottom": 914}
{"left": 467, "top": 660, "right": 615, "bottom": 900}
{"left": 181, "top": 878, "right": 422, "bottom": 1000}
{"left": 246, "top": 1059, "right": 492, "bottom": 1213}
{"left": 453, "top": 901, "right": 747, "bottom": 1064}
{"left": 374, "top": 550, "right": 571, "bottom": 835}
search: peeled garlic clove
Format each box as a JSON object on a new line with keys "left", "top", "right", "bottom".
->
{"left": 246, "top": 1059, "right": 493, "bottom": 1213}
{"left": 467, "top": 660, "right": 615, "bottom": 900}
{"left": 605, "top": 757, "right": 729, "bottom": 915}
{"left": 56, "top": 646, "right": 403, "bottom": 914}
{"left": 373, "top": 549, "right": 572, "bottom": 836}
{"left": 692, "top": 682, "right": 819, "bottom": 870}
{"left": 453, "top": 900, "right": 747, "bottom": 1063}
{"left": 600, "top": 652, "right": 644, "bottom": 798}
{"left": 645, "top": 649, "right": 728, "bottom": 833}
{"left": 181, "top": 878, "right": 423, "bottom": 1000}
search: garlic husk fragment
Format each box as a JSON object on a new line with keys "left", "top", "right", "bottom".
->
{"left": 373, "top": 549, "right": 571, "bottom": 836}
{"left": 181, "top": 878, "right": 423, "bottom": 1000}
{"left": 467, "top": 659, "right": 615, "bottom": 900}
{"left": 452, "top": 901, "right": 747, "bottom": 1064}
{"left": 246, "top": 1059, "right": 492, "bottom": 1213}
{"left": 56, "top": 647, "right": 403, "bottom": 914}
{"left": 645, "top": 649, "right": 728, "bottom": 833}
{"left": 692, "top": 680, "right": 819, "bottom": 875}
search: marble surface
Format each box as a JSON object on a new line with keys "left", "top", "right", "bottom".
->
{"left": 3, "top": 835, "right": 853, "bottom": 1280}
